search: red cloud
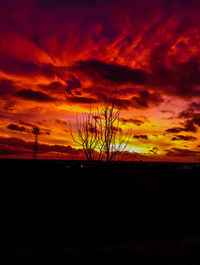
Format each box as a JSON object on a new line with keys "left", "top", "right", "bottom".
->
{"left": 0, "top": 136, "right": 85, "bottom": 159}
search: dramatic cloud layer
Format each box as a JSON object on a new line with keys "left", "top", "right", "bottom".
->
{"left": 0, "top": 136, "right": 84, "bottom": 159}
{"left": 0, "top": 0, "right": 200, "bottom": 161}
{"left": 15, "top": 89, "right": 57, "bottom": 102}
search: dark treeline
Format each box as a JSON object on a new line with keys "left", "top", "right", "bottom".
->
{"left": 1, "top": 160, "right": 200, "bottom": 264}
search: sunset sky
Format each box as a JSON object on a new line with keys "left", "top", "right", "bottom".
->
{"left": 0, "top": 0, "right": 200, "bottom": 161}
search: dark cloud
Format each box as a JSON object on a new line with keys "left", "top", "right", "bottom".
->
{"left": 149, "top": 147, "right": 160, "bottom": 154}
{"left": 0, "top": 137, "right": 32, "bottom": 150}
{"left": 134, "top": 135, "right": 148, "bottom": 139}
{"left": 0, "top": 136, "right": 83, "bottom": 157}
{"left": 114, "top": 98, "right": 132, "bottom": 109}
{"left": 0, "top": 145, "right": 27, "bottom": 156}
{"left": 178, "top": 103, "right": 200, "bottom": 125}
{"left": 119, "top": 118, "right": 144, "bottom": 126}
{"left": 65, "top": 75, "right": 82, "bottom": 95}
{"left": 166, "top": 127, "right": 183, "bottom": 133}
{"left": 41, "top": 129, "right": 51, "bottom": 135}
{"left": 131, "top": 90, "right": 163, "bottom": 108}
{"left": 118, "top": 87, "right": 137, "bottom": 96}
{"left": 172, "top": 103, "right": 200, "bottom": 134}
{"left": 160, "top": 110, "right": 174, "bottom": 114}
{"left": 192, "top": 117, "right": 200, "bottom": 127}
{"left": 178, "top": 111, "right": 192, "bottom": 119}
{"left": 38, "top": 81, "right": 66, "bottom": 94}
{"left": 7, "top": 123, "right": 30, "bottom": 133}
{"left": 19, "top": 121, "right": 36, "bottom": 128}
{"left": 149, "top": 45, "right": 200, "bottom": 98}
{"left": 0, "top": 111, "right": 36, "bottom": 121}
{"left": 112, "top": 126, "right": 122, "bottom": 132}
{"left": 73, "top": 59, "right": 147, "bottom": 86}
{"left": 166, "top": 119, "right": 197, "bottom": 133}
{"left": 172, "top": 135, "right": 197, "bottom": 141}
{"left": 55, "top": 119, "right": 68, "bottom": 126}
{"left": 37, "top": 143, "right": 76, "bottom": 154}
{"left": 91, "top": 89, "right": 163, "bottom": 110}
{"left": 166, "top": 147, "right": 200, "bottom": 157}
{"left": 66, "top": 95, "right": 97, "bottom": 104}
{"left": 187, "top": 102, "right": 200, "bottom": 112}
{"left": 19, "top": 121, "right": 51, "bottom": 135}
{"left": 15, "top": 89, "right": 56, "bottom": 102}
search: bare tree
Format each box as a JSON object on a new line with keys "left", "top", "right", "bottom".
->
{"left": 69, "top": 89, "right": 131, "bottom": 161}
{"left": 96, "top": 89, "right": 131, "bottom": 161}
{"left": 69, "top": 110, "right": 103, "bottom": 161}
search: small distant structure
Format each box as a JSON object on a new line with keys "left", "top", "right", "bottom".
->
{"left": 33, "top": 127, "right": 40, "bottom": 160}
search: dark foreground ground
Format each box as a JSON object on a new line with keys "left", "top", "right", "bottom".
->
{"left": 1, "top": 159, "right": 200, "bottom": 264}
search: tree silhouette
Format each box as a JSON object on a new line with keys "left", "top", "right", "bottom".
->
{"left": 96, "top": 89, "right": 131, "bottom": 161}
{"left": 69, "top": 89, "right": 131, "bottom": 161}
{"left": 69, "top": 111, "right": 103, "bottom": 160}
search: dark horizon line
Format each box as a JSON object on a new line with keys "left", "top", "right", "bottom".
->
{"left": 0, "top": 158, "right": 199, "bottom": 164}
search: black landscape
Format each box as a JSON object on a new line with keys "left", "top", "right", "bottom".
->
{"left": 1, "top": 159, "right": 200, "bottom": 264}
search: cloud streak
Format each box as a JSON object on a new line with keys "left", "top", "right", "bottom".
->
{"left": 15, "top": 89, "right": 57, "bottom": 102}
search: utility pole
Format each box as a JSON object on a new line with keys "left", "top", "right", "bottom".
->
{"left": 33, "top": 127, "right": 40, "bottom": 160}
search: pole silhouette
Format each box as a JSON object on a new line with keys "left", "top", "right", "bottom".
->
{"left": 33, "top": 127, "right": 40, "bottom": 160}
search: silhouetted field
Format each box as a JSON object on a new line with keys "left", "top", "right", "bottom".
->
{"left": 1, "top": 159, "right": 200, "bottom": 264}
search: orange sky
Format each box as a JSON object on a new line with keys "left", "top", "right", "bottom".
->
{"left": 0, "top": 0, "right": 200, "bottom": 161}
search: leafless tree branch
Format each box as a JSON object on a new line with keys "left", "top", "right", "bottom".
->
{"left": 69, "top": 89, "right": 132, "bottom": 161}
